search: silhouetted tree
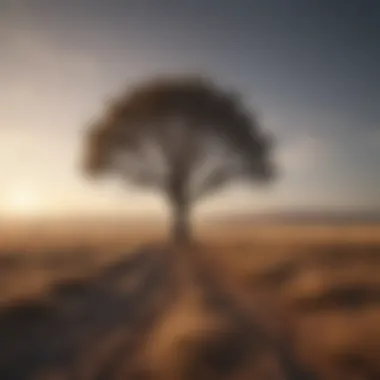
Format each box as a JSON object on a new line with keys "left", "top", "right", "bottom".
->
{"left": 83, "top": 76, "right": 275, "bottom": 244}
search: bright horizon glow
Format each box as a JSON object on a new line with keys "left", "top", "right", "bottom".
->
{"left": 3, "top": 188, "right": 44, "bottom": 218}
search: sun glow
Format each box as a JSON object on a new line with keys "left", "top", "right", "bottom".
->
{"left": 4, "top": 188, "right": 43, "bottom": 218}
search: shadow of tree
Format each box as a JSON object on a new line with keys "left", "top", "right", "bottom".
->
{"left": 0, "top": 245, "right": 317, "bottom": 380}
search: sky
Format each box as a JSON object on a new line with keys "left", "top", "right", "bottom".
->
{"left": 0, "top": 0, "right": 379, "bottom": 219}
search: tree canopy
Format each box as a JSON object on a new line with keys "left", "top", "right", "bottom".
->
{"left": 83, "top": 76, "right": 275, "bottom": 242}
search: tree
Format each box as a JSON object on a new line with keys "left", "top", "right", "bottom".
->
{"left": 83, "top": 76, "right": 275, "bottom": 244}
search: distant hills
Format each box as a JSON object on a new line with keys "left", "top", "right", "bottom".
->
{"left": 214, "top": 210, "right": 380, "bottom": 226}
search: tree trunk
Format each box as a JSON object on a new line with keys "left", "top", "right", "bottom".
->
{"left": 166, "top": 164, "right": 192, "bottom": 245}
{"left": 171, "top": 196, "right": 191, "bottom": 245}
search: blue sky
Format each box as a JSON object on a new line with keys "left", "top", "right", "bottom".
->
{"left": 0, "top": 0, "right": 379, "bottom": 217}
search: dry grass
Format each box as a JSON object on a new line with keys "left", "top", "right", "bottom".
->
{"left": 0, "top": 223, "right": 379, "bottom": 379}
{"left": 204, "top": 225, "right": 380, "bottom": 380}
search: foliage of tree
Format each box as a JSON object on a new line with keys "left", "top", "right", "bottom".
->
{"left": 83, "top": 76, "right": 275, "bottom": 243}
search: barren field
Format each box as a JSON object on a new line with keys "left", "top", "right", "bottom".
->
{"left": 0, "top": 223, "right": 379, "bottom": 380}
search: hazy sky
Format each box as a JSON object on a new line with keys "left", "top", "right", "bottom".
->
{"left": 1, "top": 0, "right": 379, "bottom": 218}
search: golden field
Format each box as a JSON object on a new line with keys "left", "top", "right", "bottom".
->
{"left": 0, "top": 222, "right": 379, "bottom": 380}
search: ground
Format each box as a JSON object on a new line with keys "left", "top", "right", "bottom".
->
{"left": 0, "top": 223, "right": 379, "bottom": 379}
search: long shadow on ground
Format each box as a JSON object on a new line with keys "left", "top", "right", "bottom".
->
{"left": 0, "top": 245, "right": 317, "bottom": 380}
